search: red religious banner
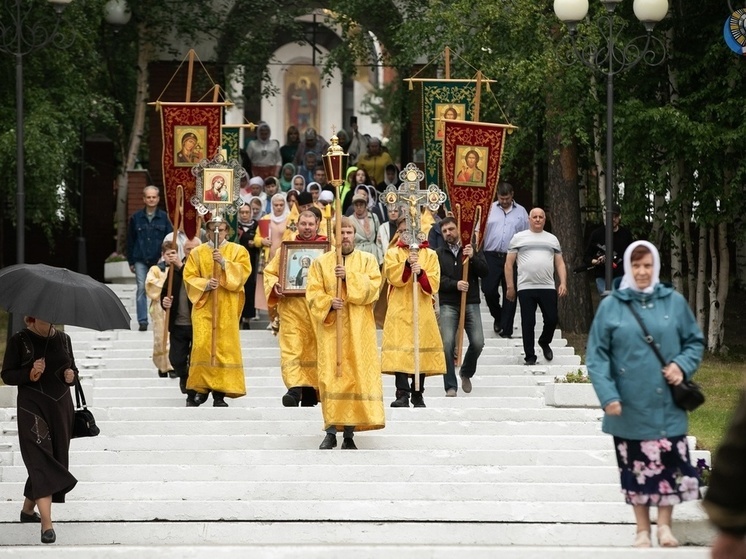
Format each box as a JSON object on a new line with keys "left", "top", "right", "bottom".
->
{"left": 158, "top": 102, "right": 227, "bottom": 239}
{"left": 442, "top": 120, "right": 516, "bottom": 249}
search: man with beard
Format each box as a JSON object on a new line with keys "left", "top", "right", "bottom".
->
{"left": 436, "top": 217, "right": 488, "bottom": 396}
{"left": 264, "top": 210, "right": 327, "bottom": 407}
{"left": 305, "top": 217, "right": 384, "bottom": 449}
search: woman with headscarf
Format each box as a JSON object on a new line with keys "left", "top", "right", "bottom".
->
{"left": 342, "top": 168, "right": 372, "bottom": 214}
{"left": 348, "top": 189, "right": 382, "bottom": 265}
{"left": 253, "top": 193, "right": 289, "bottom": 322}
{"left": 345, "top": 185, "right": 386, "bottom": 225}
{"left": 339, "top": 166, "right": 357, "bottom": 214}
{"left": 286, "top": 189, "right": 299, "bottom": 212}
{"left": 586, "top": 240, "right": 705, "bottom": 548}
{"left": 246, "top": 122, "right": 282, "bottom": 179}
{"left": 279, "top": 163, "right": 296, "bottom": 192}
{"left": 291, "top": 174, "right": 306, "bottom": 194}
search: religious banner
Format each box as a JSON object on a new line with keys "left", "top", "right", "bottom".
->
{"left": 159, "top": 102, "right": 228, "bottom": 239}
{"left": 421, "top": 81, "right": 477, "bottom": 193}
{"left": 442, "top": 119, "right": 515, "bottom": 248}
{"left": 222, "top": 125, "right": 241, "bottom": 160}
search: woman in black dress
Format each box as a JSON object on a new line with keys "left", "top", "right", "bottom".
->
{"left": 236, "top": 202, "right": 262, "bottom": 329}
{"left": 1, "top": 316, "right": 78, "bottom": 544}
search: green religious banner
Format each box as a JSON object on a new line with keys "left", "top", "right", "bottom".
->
{"left": 221, "top": 125, "right": 243, "bottom": 240}
{"left": 420, "top": 81, "right": 477, "bottom": 202}
{"left": 222, "top": 126, "right": 241, "bottom": 160}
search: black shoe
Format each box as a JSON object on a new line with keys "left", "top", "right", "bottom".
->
{"left": 282, "top": 390, "right": 301, "bottom": 407}
{"left": 167, "top": 370, "right": 178, "bottom": 379}
{"left": 213, "top": 398, "right": 229, "bottom": 407}
{"left": 411, "top": 392, "right": 426, "bottom": 408}
{"left": 157, "top": 370, "right": 167, "bottom": 378}
{"left": 390, "top": 390, "right": 410, "bottom": 408}
{"left": 300, "top": 387, "right": 318, "bottom": 407}
{"left": 192, "top": 393, "right": 207, "bottom": 406}
{"left": 179, "top": 376, "right": 187, "bottom": 394}
{"left": 319, "top": 433, "right": 337, "bottom": 449}
{"left": 20, "top": 511, "right": 40, "bottom": 523}
{"left": 341, "top": 438, "right": 357, "bottom": 450}
{"left": 41, "top": 528, "right": 56, "bottom": 544}
{"left": 540, "top": 343, "right": 554, "bottom": 361}
{"left": 499, "top": 331, "right": 513, "bottom": 339}
{"left": 138, "top": 323, "right": 147, "bottom": 332}
{"left": 185, "top": 398, "right": 198, "bottom": 407}
{"left": 524, "top": 355, "right": 537, "bottom": 365}
{"left": 493, "top": 320, "right": 501, "bottom": 334}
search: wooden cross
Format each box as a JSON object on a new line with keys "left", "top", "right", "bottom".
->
{"left": 382, "top": 163, "right": 447, "bottom": 247}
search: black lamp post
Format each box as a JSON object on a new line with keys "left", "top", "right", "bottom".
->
{"left": 0, "top": 0, "right": 74, "bottom": 264}
{"left": 554, "top": 0, "right": 667, "bottom": 292}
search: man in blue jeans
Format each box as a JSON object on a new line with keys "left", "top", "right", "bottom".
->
{"left": 436, "top": 217, "right": 488, "bottom": 396}
{"left": 127, "top": 185, "right": 173, "bottom": 331}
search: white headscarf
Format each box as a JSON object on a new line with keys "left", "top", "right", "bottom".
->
{"left": 269, "top": 192, "right": 289, "bottom": 223}
{"left": 291, "top": 174, "right": 306, "bottom": 192}
{"left": 618, "top": 240, "right": 660, "bottom": 294}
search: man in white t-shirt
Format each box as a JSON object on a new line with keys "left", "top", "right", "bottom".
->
{"left": 504, "top": 207, "right": 567, "bottom": 365}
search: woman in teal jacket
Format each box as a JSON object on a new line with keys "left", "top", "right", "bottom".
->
{"left": 587, "top": 240, "right": 704, "bottom": 549}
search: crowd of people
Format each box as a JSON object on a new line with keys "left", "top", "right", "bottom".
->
{"left": 3, "top": 127, "right": 722, "bottom": 549}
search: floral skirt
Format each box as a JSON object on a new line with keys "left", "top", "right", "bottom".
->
{"left": 613, "top": 435, "right": 700, "bottom": 507}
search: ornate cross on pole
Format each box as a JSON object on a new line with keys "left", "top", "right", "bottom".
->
{"left": 383, "top": 163, "right": 447, "bottom": 248}
{"left": 382, "top": 163, "right": 447, "bottom": 391}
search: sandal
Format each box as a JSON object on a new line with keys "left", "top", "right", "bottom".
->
{"left": 657, "top": 524, "right": 679, "bottom": 547}
{"left": 633, "top": 530, "right": 651, "bottom": 548}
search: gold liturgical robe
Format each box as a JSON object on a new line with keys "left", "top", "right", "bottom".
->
{"left": 306, "top": 250, "right": 385, "bottom": 432}
{"left": 263, "top": 247, "right": 321, "bottom": 390}
{"left": 145, "top": 264, "right": 172, "bottom": 373}
{"left": 381, "top": 245, "right": 446, "bottom": 376}
{"left": 184, "top": 241, "right": 251, "bottom": 398}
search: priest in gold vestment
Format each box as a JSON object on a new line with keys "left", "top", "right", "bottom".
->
{"left": 381, "top": 217, "right": 445, "bottom": 409}
{"left": 306, "top": 217, "right": 385, "bottom": 449}
{"left": 184, "top": 221, "right": 251, "bottom": 406}
{"left": 264, "top": 210, "right": 327, "bottom": 407}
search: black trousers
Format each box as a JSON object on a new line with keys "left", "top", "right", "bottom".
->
{"left": 394, "top": 372, "right": 425, "bottom": 393}
{"left": 482, "top": 252, "right": 518, "bottom": 334}
{"left": 517, "top": 289, "right": 558, "bottom": 360}
{"left": 168, "top": 324, "right": 192, "bottom": 379}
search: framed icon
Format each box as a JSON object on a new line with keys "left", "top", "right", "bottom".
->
{"left": 174, "top": 126, "right": 206, "bottom": 166}
{"left": 434, "top": 103, "right": 464, "bottom": 141}
{"left": 278, "top": 240, "right": 331, "bottom": 296}
{"left": 202, "top": 169, "right": 234, "bottom": 205}
{"left": 454, "top": 145, "right": 488, "bottom": 187}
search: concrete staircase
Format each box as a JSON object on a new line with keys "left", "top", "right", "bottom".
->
{"left": 0, "top": 283, "right": 713, "bottom": 556}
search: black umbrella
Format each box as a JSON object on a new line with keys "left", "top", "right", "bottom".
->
{"left": 0, "top": 264, "right": 131, "bottom": 330}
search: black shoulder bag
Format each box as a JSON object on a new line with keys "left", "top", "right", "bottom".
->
{"left": 624, "top": 300, "right": 705, "bottom": 412}
{"left": 73, "top": 377, "right": 100, "bottom": 438}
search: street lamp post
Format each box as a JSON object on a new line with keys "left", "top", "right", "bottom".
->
{"left": 554, "top": 0, "right": 667, "bottom": 292}
{"left": 0, "top": 0, "right": 74, "bottom": 264}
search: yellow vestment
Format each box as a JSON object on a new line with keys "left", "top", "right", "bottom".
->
{"left": 306, "top": 250, "right": 385, "bottom": 432}
{"left": 263, "top": 248, "right": 320, "bottom": 390}
{"left": 183, "top": 241, "right": 251, "bottom": 398}
{"left": 381, "top": 245, "right": 446, "bottom": 375}
{"left": 145, "top": 264, "right": 172, "bottom": 373}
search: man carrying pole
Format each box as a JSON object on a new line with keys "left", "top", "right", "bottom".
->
{"left": 183, "top": 218, "right": 250, "bottom": 406}
{"left": 305, "top": 217, "right": 384, "bottom": 449}
{"left": 436, "top": 217, "right": 488, "bottom": 396}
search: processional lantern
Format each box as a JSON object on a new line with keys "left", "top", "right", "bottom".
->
{"left": 322, "top": 134, "right": 349, "bottom": 188}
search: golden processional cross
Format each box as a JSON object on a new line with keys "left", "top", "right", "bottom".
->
{"left": 382, "top": 163, "right": 447, "bottom": 391}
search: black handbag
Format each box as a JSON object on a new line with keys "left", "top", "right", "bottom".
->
{"left": 624, "top": 300, "right": 705, "bottom": 412}
{"left": 72, "top": 377, "right": 100, "bottom": 438}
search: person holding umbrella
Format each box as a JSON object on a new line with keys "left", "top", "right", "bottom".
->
{"left": 1, "top": 316, "right": 79, "bottom": 544}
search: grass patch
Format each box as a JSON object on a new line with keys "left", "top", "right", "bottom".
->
{"left": 689, "top": 357, "right": 745, "bottom": 452}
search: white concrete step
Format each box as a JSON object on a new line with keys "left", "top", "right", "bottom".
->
{"left": 0, "top": 544, "right": 714, "bottom": 559}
